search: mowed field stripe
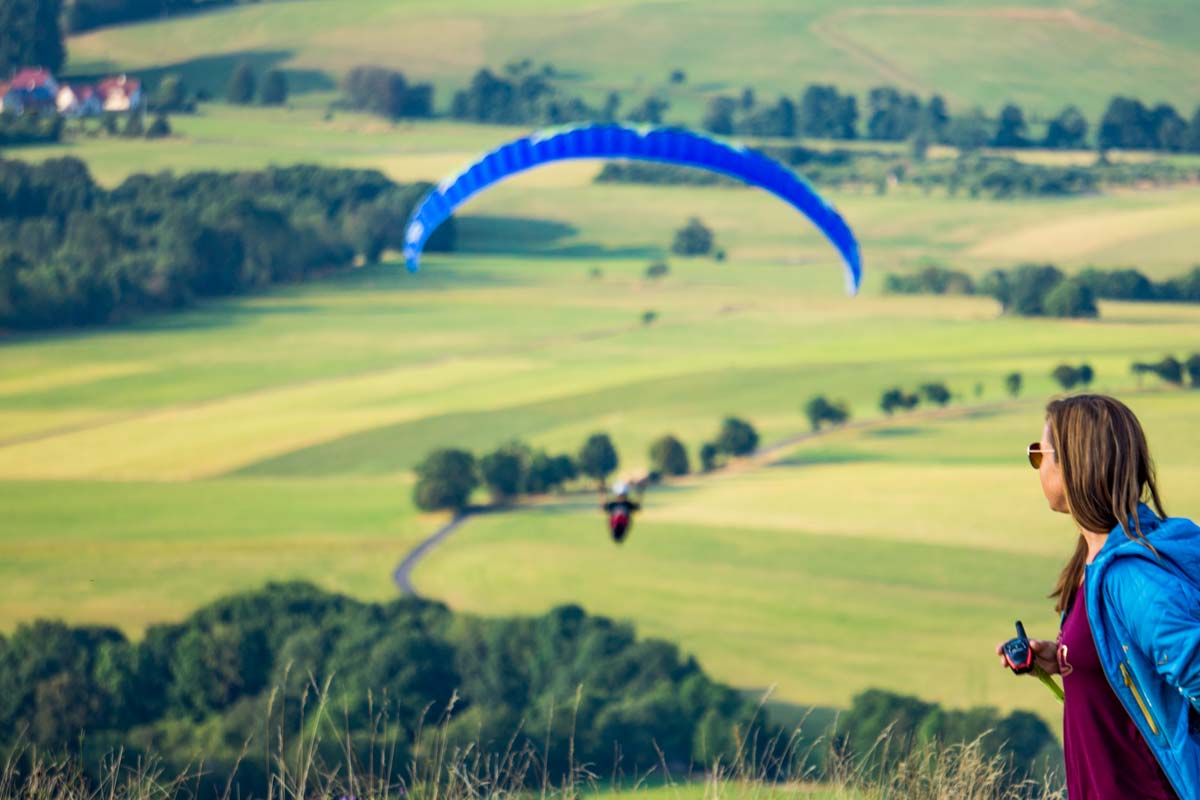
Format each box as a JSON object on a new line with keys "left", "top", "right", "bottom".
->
{"left": 968, "top": 200, "right": 1200, "bottom": 262}
{"left": 0, "top": 357, "right": 540, "bottom": 479}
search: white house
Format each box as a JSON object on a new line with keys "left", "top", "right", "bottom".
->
{"left": 57, "top": 84, "right": 103, "bottom": 117}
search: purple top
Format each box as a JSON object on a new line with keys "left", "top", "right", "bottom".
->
{"left": 1058, "top": 578, "right": 1177, "bottom": 799}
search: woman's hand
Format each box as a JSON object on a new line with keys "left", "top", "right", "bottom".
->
{"left": 995, "top": 638, "right": 1061, "bottom": 675}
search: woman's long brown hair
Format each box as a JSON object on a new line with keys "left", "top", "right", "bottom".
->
{"left": 1046, "top": 394, "right": 1166, "bottom": 613}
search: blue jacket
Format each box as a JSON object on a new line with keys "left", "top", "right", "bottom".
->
{"left": 1086, "top": 503, "right": 1200, "bottom": 799}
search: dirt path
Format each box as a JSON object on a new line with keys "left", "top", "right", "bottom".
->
{"left": 393, "top": 511, "right": 474, "bottom": 596}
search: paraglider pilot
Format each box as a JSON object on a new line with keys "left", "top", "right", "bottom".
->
{"left": 602, "top": 481, "right": 642, "bottom": 544}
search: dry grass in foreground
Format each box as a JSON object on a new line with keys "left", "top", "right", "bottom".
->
{"left": 1, "top": 681, "right": 1064, "bottom": 800}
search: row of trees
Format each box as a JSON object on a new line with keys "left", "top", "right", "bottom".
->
{"left": 596, "top": 145, "right": 1200, "bottom": 200}
{"left": 0, "top": 158, "right": 455, "bottom": 329}
{"left": 413, "top": 441, "right": 580, "bottom": 512}
{"left": 0, "top": 582, "right": 762, "bottom": 796}
{"left": 0, "top": 582, "right": 1063, "bottom": 795}
{"left": 1132, "top": 354, "right": 1200, "bottom": 389}
{"left": 835, "top": 688, "right": 1060, "bottom": 785}
{"left": 702, "top": 81, "right": 1200, "bottom": 155}
{"left": 413, "top": 418, "right": 763, "bottom": 512}
{"left": 226, "top": 63, "right": 289, "bottom": 106}
{"left": 886, "top": 263, "right": 1200, "bottom": 319}
{"left": 340, "top": 66, "right": 434, "bottom": 119}
{"left": 448, "top": 62, "right": 665, "bottom": 127}
{"left": 1050, "top": 363, "right": 1095, "bottom": 391}
{"left": 887, "top": 264, "right": 1200, "bottom": 307}
{"left": 879, "top": 382, "right": 952, "bottom": 415}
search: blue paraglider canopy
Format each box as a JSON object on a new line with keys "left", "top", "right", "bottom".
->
{"left": 403, "top": 123, "right": 862, "bottom": 294}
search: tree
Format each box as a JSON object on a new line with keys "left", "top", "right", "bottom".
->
{"left": 1149, "top": 103, "right": 1187, "bottom": 152}
{"left": 645, "top": 261, "right": 669, "bottom": 280}
{"left": 641, "top": 309, "right": 658, "bottom": 325}
{"left": 146, "top": 113, "right": 171, "bottom": 139}
{"left": 0, "top": 0, "right": 65, "bottom": 74}
{"left": 1098, "top": 97, "right": 1152, "bottom": 150}
{"left": 227, "top": 62, "right": 256, "bottom": 105}
{"left": 154, "top": 74, "right": 188, "bottom": 112}
{"left": 702, "top": 96, "right": 736, "bottom": 136}
{"left": 480, "top": 445, "right": 526, "bottom": 503}
{"left": 413, "top": 448, "right": 478, "bottom": 512}
{"left": 1151, "top": 356, "right": 1184, "bottom": 385}
{"left": 798, "top": 85, "right": 857, "bottom": 139}
{"left": 578, "top": 433, "right": 618, "bottom": 488}
{"left": 945, "top": 109, "right": 992, "bottom": 152}
{"left": 669, "top": 69, "right": 686, "bottom": 84}
{"left": 919, "top": 382, "right": 952, "bottom": 406}
{"left": 649, "top": 435, "right": 689, "bottom": 477}
{"left": 1042, "top": 279, "right": 1098, "bottom": 319}
{"left": 804, "top": 395, "right": 850, "bottom": 431}
{"left": 992, "top": 104, "right": 1028, "bottom": 147}
{"left": 346, "top": 66, "right": 409, "bottom": 118}
{"left": 865, "top": 86, "right": 920, "bottom": 141}
{"left": 1185, "top": 354, "right": 1200, "bottom": 388}
{"left": 880, "top": 387, "right": 919, "bottom": 415}
{"left": 1076, "top": 267, "right": 1156, "bottom": 301}
{"left": 1005, "top": 372, "right": 1022, "bottom": 398}
{"left": 715, "top": 417, "right": 758, "bottom": 457}
{"left": 994, "top": 264, "right": 1065, "bottom": 316}
{"left": 1043, "top": 105, "right": 1089, "bottom": 149}
{"left": 626, "top": 96, "right": 668, "bottom": 124}
{"left": 699, "top": 442, "right": 719, "bottom": 472}
{"left": 671, "top": 217, "right": 714, "bottom": 256}
{"left": 1185, "top": 107, "right": 1200, "bottom": 154}
{"left": 260, "top": 69, "right": 288, "bottom": 106}
{"left": 1078, "top": 363, "right": 1095, "bottom": 387}
{"left": 122, "top": 112, "right": 144, "bottom": 138}
{"left": 924, "top": 94, "right": 949, "bottom": 142}
{"left": 525, "top": 451, "right": 575, "bottom": 494}
{"left": 602, "top": 92, "right": 621, "bottom": 122}
{"left": 1051, "top": 364, "right": 1080, "bottom": 390}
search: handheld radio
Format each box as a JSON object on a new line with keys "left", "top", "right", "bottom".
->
{"left": 1002, "top": 621, "right": 1035, "bottom": 674}
{"left": 1001, "top": 620, "right": 1064, "bottom": 703}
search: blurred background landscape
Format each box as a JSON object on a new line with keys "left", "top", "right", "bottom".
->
{"left": 2, "top": 1, "right": 1200, "bottom": 796}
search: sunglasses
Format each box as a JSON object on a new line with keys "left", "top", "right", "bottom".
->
{"left": 1027, "top": 442, "right": 1056, "bottom": 469}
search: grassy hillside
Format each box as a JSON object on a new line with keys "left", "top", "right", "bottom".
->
{"left": 64, "top": 0, "right": 1200, "bottom": 119}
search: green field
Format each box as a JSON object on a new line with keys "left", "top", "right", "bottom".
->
{"left": 63, "top": 0, "right": 1200, "bottom": 119}
{"left": 3, "top": 191, "right": 1200, "bottom": 730}
{"left": 5, "top": 0, "right": 1200, "bottom": 745}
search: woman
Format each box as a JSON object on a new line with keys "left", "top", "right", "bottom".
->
{"left": 1002, "top": 394, "right": 1200, "bottom": 798}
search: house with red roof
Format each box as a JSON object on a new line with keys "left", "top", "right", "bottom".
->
{"left": 2, "top": 68, "right": 59, "bottom": 114}
{"left": 3, "top": 68, "right": 142, "bottom": 117}
{"left": 97, "top": 75, "right": 142, "bottom": 112}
